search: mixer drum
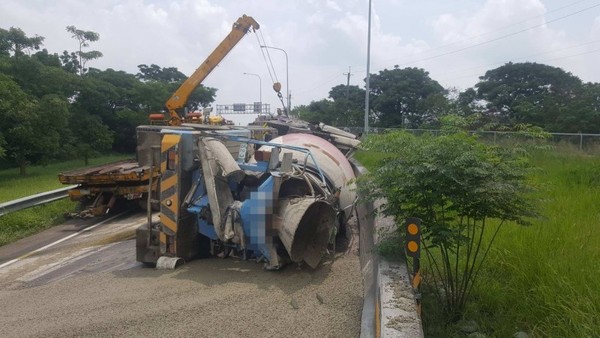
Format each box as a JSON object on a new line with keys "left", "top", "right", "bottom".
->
{"left": 274, "top": 197, "right": 336, "bottom": 268}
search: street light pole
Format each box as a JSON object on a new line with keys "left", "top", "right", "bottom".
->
{"left": 364, "top": 0, "right": 372, "bottom": 135}
{"left": 260, "top": 45, "right": 289, "bottom": 116}
{"left": 243, "top": 72, "right": 262, "bottom": 113}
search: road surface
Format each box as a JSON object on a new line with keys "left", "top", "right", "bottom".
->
{"left": 0, "top": 212, "right": 363, "bottom": 337}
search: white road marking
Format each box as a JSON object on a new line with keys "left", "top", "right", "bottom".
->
{"left": 0, "top": 212, "right": 126, "bottom": 270}
{"left": 17, "top": 245, "right": 104, "bottom": 282}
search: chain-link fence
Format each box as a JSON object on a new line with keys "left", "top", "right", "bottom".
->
{"left": 344, "top": 128, "right": 600, "bottom": 155}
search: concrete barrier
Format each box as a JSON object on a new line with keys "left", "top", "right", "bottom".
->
{"left": 353, "top": 160, "right": 424, "bottom": 338}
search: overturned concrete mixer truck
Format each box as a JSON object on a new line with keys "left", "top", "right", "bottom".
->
{"left": 136, "top": 124, "right": 359, "bottom": 270}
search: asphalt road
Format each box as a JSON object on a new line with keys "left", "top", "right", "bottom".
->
{"left": 0, "top": 212, "right": 363, "bottom": 338}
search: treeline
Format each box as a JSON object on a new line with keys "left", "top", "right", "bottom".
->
{"left": 2, "top": 26, "right": 599, "bottom": 175}
{"left": 0, "top": 27, "right": 216, "bottom": 174}
{"left": 295, "top": 63, "right": 600, "bottom": 134}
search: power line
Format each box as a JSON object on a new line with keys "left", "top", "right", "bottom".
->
{"left": 294, "top": 73, "right": 344, "bottom": 95}
{"left": 438, "top": 46, "right": 600, "bottom": 83}
{"left": 383, "top": 0, "right": 594, "bottom": 63}
{"left": 353, "top": 1, "right": 600, "bottom": 74}
{"left": 436, "top": 39, "right": 600, "bottom": 79}
{"left": 298, "top": 2, "right": 600, "bottom": 99}
{"left": 390, "top": 2, "right": 600, "bottom": 69}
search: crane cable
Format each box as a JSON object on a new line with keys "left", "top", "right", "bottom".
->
{"left": 254, "top": 30, "right": 288, "bottom": 113}
{"left": 254, "top": 30, "right": 278, "bottom": 84}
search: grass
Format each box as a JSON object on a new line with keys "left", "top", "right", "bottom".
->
{"left": 0, "top": 154, "right": 131, "bottom": 246}
{"left": 354, "top": 149, "right": 600, "bottom": 337}
{"left": 462, "top": 150, "right": 600, "bottom": 337}
{"left": 353, "top": 150, "right": 389, "bottom": 170}
{"left": 0, "top": 199, "right": 78, "bottom": 246}
{"left": 0, "top": 154, "right": 131, "bottom": 203}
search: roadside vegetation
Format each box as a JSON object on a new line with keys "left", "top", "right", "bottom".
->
{"left": 2, "top": 26, "right": 600, "bottom": 179}
{"left": 355, "top": 140, "right": 600, "bottom": 337}
{"left": 0, "top": 154, "right": 130, "bottom": 202}
{"left": 0, "top": 154, "right": 130, "bottom": 246}
{"left": 462, "top": 151, "right": 600, "bottom": 337}
{"left": 0, "top": 199, "right": 76, "bottom": 247}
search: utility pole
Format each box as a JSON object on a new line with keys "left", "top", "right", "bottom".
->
{"left": 343, "top": 66, "right": 353, "bottom": 99}
{"left": 364, "top": 0, "right": 372, "bottom": 135}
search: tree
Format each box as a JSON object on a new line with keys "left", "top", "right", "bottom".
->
{"left": 187, "top": 85, "right": 217, "bottom": 111}
{"left": 136, "top": 64, "right": 217, "bottom": 111}
{"left": 290, "top": 84, "right": 365, "bottom": 127}
{"left": 0, "top": 74, "right": 35, "bottom": 173}
{"left": 369, "top": 66, "right": 446, "bottom": 128}
{"left": 417, "top": 92, "right": 452, "bottom": 129}
{"left": 66, "top": 25, "right": 103, "bottom": 76}
{"left": 0, "top": 74, "right": 70, "bottom": 174}
{"left": 86, "top": 68, "right": 139, "bottom": 112}
{"left": 0, "top": 29, "right": 10, "bottom": 57}
{"left": 69, "top": 112, "right": 113, "bottom": 165}
{"left": 32, "top": 49, "right": 62, "bottom": 68}
{"left": 3, "top": 55, "right": 79, "bottom": 99}
{"left": 553, "top": 82, "right": 600, "bottom": 133}
{"left": 474, "top": 62, "right": 583, "bottom": 130}
{"left": 0, "top": 134, "right": 5, "bottom": 159}
{"left": 70, "top": 74, "right": 118, "bottom": 125}
{"left": 328, "top": 84, "right": 365, "bottom": 127}
{"left": 112, "top": 108, "right": 147, "bottom": 153}
{"left": 132, "top": 80, "right": 173, "bottom": 113}
{"left": 329, "top": 84, "right": 364, "bottom": 104}
{"left": 59, "top": 50, "right": 80, "bottom": 74}
{"left": 294, "top": 100, "right": 334, "bottom": 124}
{"left": 136, "top": 64, "right": 187, "bottom": 83}
{"left": 358, "top": 130, "right": 537, "bottom": 320}
{"left": 0, "top": 27, "right": 44, "bottom": 58}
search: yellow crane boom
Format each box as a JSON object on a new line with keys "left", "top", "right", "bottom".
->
{"left": 166, "top": 15, "right": 260, "bottom": 126}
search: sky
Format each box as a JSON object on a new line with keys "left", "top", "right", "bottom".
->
{"left": 2, "top": 0, "right": 600, "bottom": 118}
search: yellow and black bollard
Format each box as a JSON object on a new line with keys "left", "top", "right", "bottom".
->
{"left": 405, "top": 217, "right": 422, "bottom": 315}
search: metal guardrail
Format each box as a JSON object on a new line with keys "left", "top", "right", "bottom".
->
{"left": 0, "top": 185, "right": 77, "bottom": 217}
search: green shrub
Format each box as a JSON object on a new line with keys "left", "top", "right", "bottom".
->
{"left": 358, "top": 131, "right": 537, "bottom": 320}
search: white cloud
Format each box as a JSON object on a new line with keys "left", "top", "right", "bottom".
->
{"left": 424, "top": 0, "right": 599, "bottom": 89}
{"left": 592, "top": 15, "right": 600, "bottom": 40}
{"left": 326, "top": 0, "right": 342, "bottom": 12}
{"left": 1, "top": 0, "right": 599, "bottom": 115}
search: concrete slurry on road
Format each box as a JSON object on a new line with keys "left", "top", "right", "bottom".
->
{"left": 0, "top": 212, "right": 363, "bottom": 337}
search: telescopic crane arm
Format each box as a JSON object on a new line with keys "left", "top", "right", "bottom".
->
{"left": 166, "top": 15, "right": 260, "bottom": 126}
